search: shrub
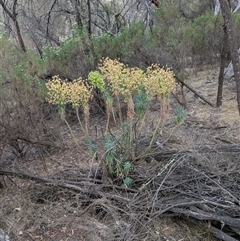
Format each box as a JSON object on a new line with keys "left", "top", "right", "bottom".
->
{"left": 183, "top": 12, "right": 223, "bottom": 65}
{"left": 42, "top": 26, "right": 94, "bottom": 79}
{"left": 151, "top": 8, "right": 224, "bottom": 72}
{"left": 0, "top": 33, "right": 61, "bottom": 164}
{"left": 46, "top": 58, "right": 177, "bottom": 185}
{"left": 91, "top": 22, "right": 147, "bottom": 66}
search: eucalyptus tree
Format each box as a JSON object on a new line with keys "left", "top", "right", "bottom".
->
{"left": 219, "top": 0, "right": 240, "bottom": 113}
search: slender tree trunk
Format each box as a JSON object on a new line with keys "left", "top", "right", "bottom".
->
{"left": 14, "top": 19, "right": 26, "bottom": 52}
{"left": 87, "top": 0, "right": 91, "bottom": 39}
{"left": 71, "top": 0, "right": 83, "bottom": 30}
{"left": 219, "top": 0, "right": 240, "bottom": 114}
{"left": 0, "top": 0, "right": 26, "bottom": 52}
{"left": 216, "top": 26, "right": 228, "bottom": 107}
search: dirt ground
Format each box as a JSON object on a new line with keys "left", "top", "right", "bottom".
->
{"left": 173, "top": 66, "right": 240, "bottom": 145}
{"left": 0, "top": 66, "right": 239, "bottom": 241}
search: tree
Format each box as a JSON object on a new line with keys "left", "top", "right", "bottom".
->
{"left": 216, "top": 25, "right": 228, "bottom": 107}
{"left": 219, "top": 0, "right": 240, "bottom": 114}
{"left": 0, "top": 0, "right": 26, "bottom": 52}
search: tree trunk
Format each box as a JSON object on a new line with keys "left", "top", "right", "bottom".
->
{"left": 87, "top": 0, "right": 91, "bottom": 39}
{"left": 71, "top": 0, "right": 83, "bottom": 30}
{"left": 0, "top": 0, "right": 26, "bottom": 52}
{"left": 216, "top": 26, "right": 228, "bottom": 107}
{"left": 219, "top": 0, "right": 240, "bottom": 114}
{"left": 215, "top": 0, "right": 221, "bottom": 15}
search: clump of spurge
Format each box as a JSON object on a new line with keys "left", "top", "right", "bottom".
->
{"left": 45, "top": 59, "right": 176, "bottom": 186}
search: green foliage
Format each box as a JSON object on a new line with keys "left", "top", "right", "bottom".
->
{"left": 88, "top": 71, "right": 105, "bottom": 92}
{"left": 123, "top": 177, "right": 133, "bottom": 187}
{"left": 91, "top": 33, "right": 119, "bottom": 60}
{"left": 104, "top": 135, "right": 117, "bottom": 175}
{"left": 41, "top": 9, "right": 226, "bottom": 81}
{"left": 114, "top": 22, "right": 145, "bottom": 62}
{"left": 133, "top": 85, "right": 149, "bottom": 118}
{"left": 183, "top": 12, "right": 223, "bottom": 55}
{"left": 85, "top": 137, "right": 98, "bottom": 155}
{"left": 0, "top": 34, "right": 47, "bottom": 101}
{"left": 103, "top": 133, "right": 133, "bottom": 182}
{"left": 123, "top": 161, "right": 131, "bottom": 176}
{"left": 0, "top": 34, "right": 46, "bottom": 84}
{"left": 0, "top": 33, "right": 59, "bottom": 160}
{"left": 42, "top": 26, "right": 93, "bottom": 78}
{"left": 151, "top": 9, "right": 223, "bottom": 69}
{"left": 175, "top": 106, "right": 185, "bottom": 124}
{"left": 91, "top": 22, "right": 146, "bottom": 63}
{"left": 154, "top": 1, "right": 181, "bottom": 26}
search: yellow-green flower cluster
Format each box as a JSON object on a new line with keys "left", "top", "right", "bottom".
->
{"left": 46, "top": 60, "right": 175, "bottom": 121}
{"left": 45, "top": 76, "right": 92, "bottom": 109}
{"left": 88, "top": 71, "right": 105, "bottom": 92}
{"left": 45, "top": 76, "right": 69, "bottom": 105}
{"left": 126, "top": 67, "right": 145, "bottom": 96}
{"left": 145, "top": 64, "right": 176, "bottom": 98}
{"left": 99, "top": 58, "right": 125, "bottom": 96}
{"left": 99, "top": 58, "right": 145, "bottom": 99}
{"left": 69, "top": 78, "right": 92, "bottom": 108}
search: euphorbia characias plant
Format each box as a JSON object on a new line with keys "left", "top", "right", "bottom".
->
{"left": 46, "top": 58, "right": 176, "bottom": 184}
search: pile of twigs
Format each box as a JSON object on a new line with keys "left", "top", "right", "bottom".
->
{"left": 132, "top": 144, "right": 240, "bottom": 241}
{"left": 0, "top": 144, "right": 240, "bottom": 241}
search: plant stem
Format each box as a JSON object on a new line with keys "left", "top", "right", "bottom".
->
{"left": 136, "top": 115, "right": 163, "bottom": 160}
{"left": 116, "top": 94, "right": 122, "bottom": 122}
{"left": 136, "top": 105, "right": 150, "bottom": 136}
{"left": 76, "top": 108, "right": 87, "bottom": 136}
{"left": 63, "top": 117, "right": 90, "bottom": 157}
{"left": 129, "top": 120, "right": 135, "bottom": 160}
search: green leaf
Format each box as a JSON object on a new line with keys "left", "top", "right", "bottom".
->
{"left": 85, "top": 137, "right": 98, "bottom": 154}
{"left": 175, "top": 106, "right": 185, "bottom": 123}
{"left": 123, "top": 161, "right": 131, "bottom": 172}
{"left": 104, "top": 135, "right": 116, "bottom": 150}
{"left": 134, "top": 85, "right": 149, "bottom": 117}
{"left": 123, "top": 177, "right": 133, "bottom": 186}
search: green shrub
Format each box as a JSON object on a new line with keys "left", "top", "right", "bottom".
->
{"left": 91, "top": 22, "right": 146, "bottom": 65}
{"left": 0, "top": 33, "right": 60, "bottom": 163}
{"left": 184, "top": 12, "right": 223, "bottom": 61}
{"left": 151, "top": 9, "right": 224, "bottom": 72}
{"left": 43, "top": 26, "right": 94, "bottom": 79}
{"left": 42, "top": 7, "right": 228, "bottom": 88}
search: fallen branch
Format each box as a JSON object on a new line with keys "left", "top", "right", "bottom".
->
{"left": 175, "top": 76, "right": 215, "bottom": 107}
{"left": 170, "top": 207, "right": 240, "bottom": 229}
{"left": 181, "top": 216, "right": 239, "bottom": 241}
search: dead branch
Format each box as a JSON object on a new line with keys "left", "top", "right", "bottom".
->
{"left": 181, "top": 216, "right": 239, "bottom": 241}
{"left": 175, "top": 76, "right": 215, "bottom": 107}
